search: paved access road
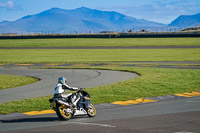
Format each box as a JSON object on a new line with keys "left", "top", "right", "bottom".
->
{"left": 0, "top": 67, "right": 138, "bottom": 103}
{"left": 1, "top": 46, "right": 200, "bottom": 49}
{"left": 0, "top": 96, "right": 200, "bottom": 133}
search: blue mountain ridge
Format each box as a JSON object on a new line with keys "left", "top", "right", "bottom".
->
{"left": 168, "top": 13, "right": 200, "bottom": 28}
{"left": 0, "top": 7, "right": 167, "bottom": 33}
{"left": 1, "top": 7, "right": 199, "bottom": 33}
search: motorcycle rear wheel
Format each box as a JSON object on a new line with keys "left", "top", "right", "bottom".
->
{"left": 87, "top": 103, "right": 96, "bottom": 117}
{"left": 56, "top": 105, "right": 72, "bottom": 120}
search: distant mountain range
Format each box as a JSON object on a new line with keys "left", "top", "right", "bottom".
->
{"left": 0, "top": 7, "right": 165, "bottom": 33}
{"left": 169, "top": 13, "right": 200, "bottom": 28}
{"left": 0, "top": 7, "right": 199, "bottom": 33}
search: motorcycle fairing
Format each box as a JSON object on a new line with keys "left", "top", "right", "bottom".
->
{"left": 77, "top": 96, "right": 90, "bottom": 110}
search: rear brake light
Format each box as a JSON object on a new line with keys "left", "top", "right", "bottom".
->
{"left": 85, "top": 97, "right": 90, "bottom": 100}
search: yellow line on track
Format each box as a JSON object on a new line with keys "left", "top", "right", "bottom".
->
{"left": 73, "top": 64, "right": 89, "bottom": 67}
{"left": 16, "top": 64, "right": 33, "bottom": 66}
{"left": 175, "top": 91, "right": 200, "bottom": 97}
{"left": 45, "top": 64, "right": 59, "bottom": 66}
{"left": 23, "top": 92, "right": 200, "bottom": 116}
{"left": 23, "top": 109, "right": 55, "bottom": 115}
{"left": 112, "top": 98, "right": 157, "bottom": 105}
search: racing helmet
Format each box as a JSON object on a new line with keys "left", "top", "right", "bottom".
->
{"left": 58, "top": 77, "right": 66, "bottom": 84}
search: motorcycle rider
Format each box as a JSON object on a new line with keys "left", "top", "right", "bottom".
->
{"left": 54, "top": 77, "right": 80, "bottom": 106}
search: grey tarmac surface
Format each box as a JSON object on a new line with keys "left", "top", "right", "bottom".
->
{"left": 0, "top": 67, "right": 138, "bottom": 103}
{"left": 0, "top": 96, "right": 200, "bottom": 133}
{"left": 0, "top": 61, "right": 199, "bottom": 132}
{"left": 1, "top": 61, "right": 200, "bottom": 70}
{"left": 0, "top": 45, "right": 200, "bottom": 49}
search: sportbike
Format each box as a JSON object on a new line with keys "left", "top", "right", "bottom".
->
{"left": 49, "top": 89, "right": 96, "bottom": 120}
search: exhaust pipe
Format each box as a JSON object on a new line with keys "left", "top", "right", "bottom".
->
{"left": 57, "top": 100, "right": 71, "bottom": 107}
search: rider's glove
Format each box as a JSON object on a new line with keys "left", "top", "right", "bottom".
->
{"left": 79, "top": 88, "right": 84, "bottom": 91}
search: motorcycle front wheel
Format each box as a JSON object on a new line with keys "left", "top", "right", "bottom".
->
{"left": 56, "top": 105, "right": 72, "bottom": 120}
{"left": 87, "top": 103, "right": 96, "bottom": 117}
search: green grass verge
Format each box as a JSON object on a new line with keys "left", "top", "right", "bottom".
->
{"left": 0, "top": 38, "right": 200, "bottom": 47}
{"left": 0, "top": 66, "right": 199, "bottom": 114}
{"left": 0, "top": 74, "right": 39, "bottom": 90}
{"left": 88, "top": 67, "right": 200, "bottom": 104}
{"left": 0, "top": 49, "right": 200, "bottom": 64}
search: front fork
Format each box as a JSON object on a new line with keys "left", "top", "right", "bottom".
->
{"left": 50, "top": 101, "right": 56, "bottom": 111}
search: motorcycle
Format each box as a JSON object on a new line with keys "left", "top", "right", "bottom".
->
{"left": 49, "top": 89, "right": 96, "bottom": 120}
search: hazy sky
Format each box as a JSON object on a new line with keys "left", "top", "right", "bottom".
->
{"left": 0, "top": 0, "right": 200, "bottom": 24}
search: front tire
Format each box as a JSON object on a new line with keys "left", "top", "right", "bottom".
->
{"left": 87, "top": 103, "right": 96, "bottom": 117}
{"left": 56, "top": 105, "right": 72, "bottom": 120}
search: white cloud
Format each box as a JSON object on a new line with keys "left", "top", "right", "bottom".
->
{"left": 98, "top": 0, "right": 200, "bottom": 24}
{"left": 0, "top": 0, "right": 21, "bottom": 10}
{"left": 7, "top": 1, "right": 14, "bottom": 8}
{"left": 0, "top": 1, "right": 14, "bottom": 8}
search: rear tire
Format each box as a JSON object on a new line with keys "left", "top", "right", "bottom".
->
{"left": 87, "top": 103, "right": 96, "bottom": 117}
{"left": 56, "top": 105, "right": 72, "bottom": 120}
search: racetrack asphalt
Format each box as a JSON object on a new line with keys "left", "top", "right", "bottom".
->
{"left": 0, "top": 45, "right": 200, "bottom": 132}
{"left": 1, "top": 96, "right": 200, "bottom": 133}
{"left": 1, "top": 62, "right": 200, "bottom": 69}
{"left": 0, "top": 66, "right": 200, "bottom": 132}
{"left": 0, "top": 45, "right": 200, "bottom": 49}
{"left": 0, "top": 67, "right": 138, "bottom": 103}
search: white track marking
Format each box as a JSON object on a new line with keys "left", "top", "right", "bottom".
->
{"left": 175, "top": 131, "right": 195, "bottom": 133}
{"left": 62, "top": 122, "right": 116, "bottom": 128}
{"left": 186, "top": 101, "right": 200, "bottom": 103}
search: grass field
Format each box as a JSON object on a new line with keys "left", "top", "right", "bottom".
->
{"left": 0, "top": 66, "right": 199, "bottom": 114}
{"left": 0, "top": 37, "right": 199, "bottom": 114}
{"left": 0, "top": 49, "right": 200, "bottom": 64}
{"left": 0, "top": 75, "right": 38, "bottom": 90}
{"left": 0, "top": 38, "right": 200, "bottom": 47}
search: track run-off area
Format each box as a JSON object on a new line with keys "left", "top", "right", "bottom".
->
{"left": 0, "top": 45, "right": 200, "bottom": 133}
{"left": 0, "top": 66, "right": 200, "bottom": 133}
{"left": 0, "top": 45, "right": 200, "bottom": 49}
{"left": 0, "top": 68, "right": 138, "bottom": 103}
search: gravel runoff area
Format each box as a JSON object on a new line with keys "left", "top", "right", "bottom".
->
{"left": 0, "top": 67, "right": 138, "bottom": 103}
